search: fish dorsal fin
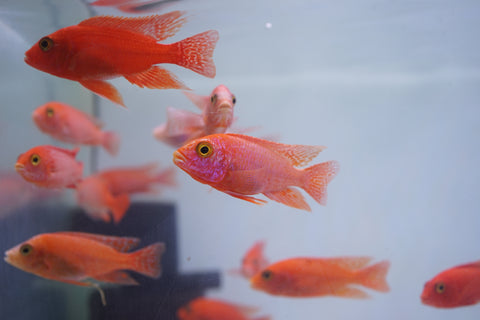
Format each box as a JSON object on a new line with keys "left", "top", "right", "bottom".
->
{"left": 54, "top": 232, "right": 140, "bottom": 252}
{"left": 48, "top": 146, "right": 80, "bottom": 158}
{"left": 324, "top": 257, "right": 373, "bottom": 270}
{"left": 78, "top": 11, "right": 187, "bottom": 42}
{"left": 227, "top": 134, "right": 326, "bottom": 167}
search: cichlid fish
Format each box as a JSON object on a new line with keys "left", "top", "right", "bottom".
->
{"left": 250, "top": 256, "right": 390, "bottom": 298}
{"left": 15, "top": 145, "right": 83, "bottom": 189}
{"left": 24, "top": 11, "right": 219, "bottom": 107}
{"left": 173, "top": 133, "right": 339, "bottom": 211}
{"left": 421, "top": 260, "right": 480, "bottom": 308}
{"left": 33, "top": 101, "right": 120, "bottom": 155}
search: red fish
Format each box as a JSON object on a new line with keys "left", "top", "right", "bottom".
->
{"left": 250, "top": 256, "right": 390, "bottom": 298}
{"left": 230, "top": 241, "right": 269, "bottom": 279}
{"left": 98, "top": 163, "right": 176, "bottom": 195}
{"left": 173, "top": 133, "right": 338, "bottom": 211}
{"left": 421, "top": 260, "right": 480, "bottom": 308}
{"left": 15, "top": 145, "right": 83, "bottom": 189}
{"left": 154, "top": 85, "right": 236, "bottom": 148}
{"left": 24, "top": 11, "right": 219, "bottom": 107}
{"left": 75, "top": 175, "right": 131, "bottom": 223}
{"left": 4, "top": 232, "right": 165, "bottom": 305}
{"left": 177, "top": 297, "right": 270, "bottom": 320}
{"left": 33, "top": 101, "right": 120, "bottom": 155}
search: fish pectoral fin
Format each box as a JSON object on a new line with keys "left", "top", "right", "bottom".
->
{"left": 124, "top": 66, "right": 189, "bottom": 90}
{"left": 224, "top": 191, "right": 267, "bottom": 205}
{"left": 332, "top": 286, "right": 370, "bottom": 299}
{"left": 263, "top": 188, "right": 311, "bottom": 211}
{"left": 94, "top": 271, "right": 139, "bottom": 285}
{"left": 79, "top": 80, "right": 125, "bottom": 108}
{"left": 183, "top": 90, "right": 210, "bottom": 111}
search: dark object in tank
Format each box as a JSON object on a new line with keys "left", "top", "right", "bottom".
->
{"left": 71, "top": 202, "right": 220, "bottom": 320}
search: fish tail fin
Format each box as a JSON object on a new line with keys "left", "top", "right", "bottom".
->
{"left": 173, "top": 30, "right": 219, "bottom": 78}
{"left": 302, "top": 160, "right": 339, "bottom": 206}
{"left": 102, "top": 131, "right": 121, "bottom": 156}
{"left": 153, "top": 167, "right": 177, "bottom": 187}
{"left": 358, "top": 260, "right": 391, "bottom": 292}
{"left": 130, "top": 242, "right": 166, "bottom": 278}
{"left": 109, "top": 193, "right": 130, "bottom": 224}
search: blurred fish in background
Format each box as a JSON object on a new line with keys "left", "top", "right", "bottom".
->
{"left": 229, "top": 240, "right": 269, "bottom": 279}
{"left": 89, "top": 0, "right": 181, "bottom": 14}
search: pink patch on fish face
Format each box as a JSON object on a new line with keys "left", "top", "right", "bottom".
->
{"left": 173, "top": 136, "right": 229, "bottom": 184}
{"left": 32, "top": 103, "right": 62, "bottom": 134}
{"left": 15, "top": 151, "right": 50, "bottom": 183}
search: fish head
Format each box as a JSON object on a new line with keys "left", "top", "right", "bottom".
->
{"left": 420, "top": 273, "right": 460, "bottom": 308}
{"left": 4, "top": 236, "right": 49, "bottom": 276}
{"left": 205, "top": 85, "right": 235, "bottom": 132}
{"left": 173, "top": 135, "right": 230, "bottom": 185}
{"left": 32, "top": 101, "right": 63, "bottom": 133}
{"left": 24, "top": 29, "right": 71, "bottom": 77}
{"left": 250, "top": 266, "right": 292, "bottom": 295}
{"left": 15, "top": 146, "right": 52, "bottom": 184}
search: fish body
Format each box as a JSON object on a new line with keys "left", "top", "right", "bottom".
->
{"left": 177, "top": 297, "right": 270, "bottom": 320}
{"left": 24, "top": 12, "right": 219, "bottom": 107}
{"left": 154, "top": 84, "right": 236, "bottom": 148}
{"left": 250, "top": 257, "right": 390, "bottom": 298}
{"left": 421, "top": 260, "right": 480, "bottom": 308}
{"left": 231, "top": 240, "right": 269, "bottom": 279}
{"left": 98, "top": 163, "right": 176, "bottom": 195}
{"left": 33, "top": 101, "right": 120, "bottom": 155}
{"left": 15, "top": 145, "right": 83, "bottom": 189}
{"left": 4, "top": 232, "right": 165, "bottom": 286}
{"left": 173, "top": 133, "right": 338, "bottom": 211}
{"left": 75, "top": 175, "right": 130, "bottom": 223}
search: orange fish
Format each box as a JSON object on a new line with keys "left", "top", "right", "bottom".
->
{"left": 75, "top": 175, "right": 131, "bottom": 223}
{"left": 154, "top": 85, "right": 236, "bottom": 148}
{"left": 98, "top": 163, "right": 176, "bottom": 195}
{"left": 4, "top": 232, "right": 165, "bottom": 305}
{"left": 24, "top": 11, "right": 219, "bottom": 107}
{"left": 173, "top": 133, "right": 339, "bottom": 211}
{"left": 90, "top": 0, "right": 178, "bottom": 13}
{"left": 33, "top": 101, "right": 120, "bottom": 155}
{"left": 177, "top": 297, "right": 270, "bottom": 320}
{"left": 421, "top": 260, "right": 480, "bottom": 308}
{"left": 230, "top": 241, "right": 269, "bottom": 279}
{"left": 250, "top": 256, "right": 390, "bottom": 298}
{"left": 15, "top": 145, "right": 83, "bottom": 189}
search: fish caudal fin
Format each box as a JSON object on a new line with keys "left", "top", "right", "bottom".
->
{"left": 172, "top": 30, "right": 219, "bottom": 78}
{"left": 79, "top": 80, "right": 125, "bottom": 108}
{"left": 358, "top": 260, "right": 391, "bottom": 293}
{"left": 109, "top": 193, "right": 130, "bottom": 224}
{"left": 130, "top": 242, "right": 166, "bottom": 278}
{"left": 302, "top": 160, "right": 339, "bottom": 206}
{"left": 102, "top": 131, "right": 121, "bottom": 156}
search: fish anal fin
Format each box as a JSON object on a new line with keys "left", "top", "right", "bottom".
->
{"left": 94, "top": 270, "right": 139, "bottom": 285}
{"left": 224, "top": 191, "right": 267, "bottom": 205}
{"left": 53, "top": 232, "right": 140, "bottom": 252}
{"left": 124, "top": 66, "right": 189, "bottom": 90}
{"left": 79, "top": 80, "right": 125, "bottom": 108}
{"left": 227, "top": 134, "right": 326, "bottom": 167}
{"left": 333, "top": 286, "right": 370, "bottom": 299}
{"left": 263, "top": 188, "right": 311, "bottom": 211}
{"left": 78, "top": 11, "right": 187, "bottom": 41}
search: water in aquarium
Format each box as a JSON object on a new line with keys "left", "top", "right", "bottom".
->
{"left": 1, "top": 0, "right": 479, "bottom": 319}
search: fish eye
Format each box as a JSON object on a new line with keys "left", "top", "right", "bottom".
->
{"left": 46, "top": 107, "right": 54, "bottom": 118}
{"left": 261, "top": 270, "right": 273, "bottom": 280}
{"left": 232, "top": 96, "right": 236, "bottom": 104}
{"left": 435, "top": 282, "right": 445, "bottom": 294}
{"left": 20, "top": 244, "right": 33, "bottom": 256}
{"left": 210, "top": 94, "right": 217, "bottom": 104}
{"left": 30, "top": 154, "right": 41, "bottom": 166}
{"left": 196, "top": 141, "right": 213, "bottom": 158}
{"left": 38, "top": 37, "right": 53, "bottom": 52}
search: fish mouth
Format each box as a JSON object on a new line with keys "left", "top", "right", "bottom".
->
{"left": 217, "top": 102, "right": 233, "bottom": 112}
{"left": 14, "top": 162, "right": 25, "bottom": 172}
{"left": 172, "top": 151, "right": 186, "bottom": 167}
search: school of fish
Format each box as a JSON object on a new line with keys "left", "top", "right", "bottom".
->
{"left": 1, "top": 2, "right": 475, "bottom": 318}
